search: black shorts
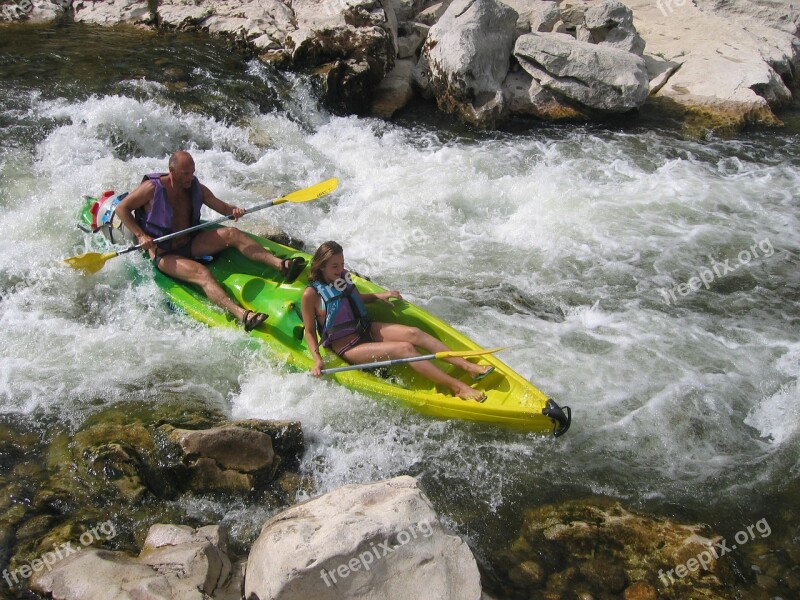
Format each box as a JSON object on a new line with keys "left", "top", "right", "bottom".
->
{"left": 153, "top": 237, "right": 199, "bottom": 272}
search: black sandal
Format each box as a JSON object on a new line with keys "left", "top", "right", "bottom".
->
{"left": 280, "top": 257, "right": 306, "bottom": 283}
{"left": 242, "top": 310, "right": 268, "bottom": 332}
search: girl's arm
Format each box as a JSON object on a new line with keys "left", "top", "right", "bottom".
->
{"left": 360, "top": 289, "right": 403, "bottom": 304}
{"left": 301, "top": 287, "right": 326, "bottom": 376}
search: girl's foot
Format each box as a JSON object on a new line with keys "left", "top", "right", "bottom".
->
{"left": 469, "top": 365, "right": 494, "bottom": 382}
{"left": 453, "top": 383, "right": 486, "bottom": 403}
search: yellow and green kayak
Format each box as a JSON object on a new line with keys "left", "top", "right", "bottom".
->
{"left": 76, "top": 187, "right": 570, "bottom": 436}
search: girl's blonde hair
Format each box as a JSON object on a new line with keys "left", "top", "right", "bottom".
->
{"left": 308, "top": 241, "right": 343, "bottom": 283}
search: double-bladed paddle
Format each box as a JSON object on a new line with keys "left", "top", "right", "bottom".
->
{"left": 320, "top": 347, "right": 506, "bottom": 375}
{"left": 65, "top": 177, "right": 339, "bottom": 274}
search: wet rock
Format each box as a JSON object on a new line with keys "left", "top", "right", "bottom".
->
{"left": 498, "top": 497, "right": 735, "bottom": 599}
{"left": 422, "top": 0, "right": 518, "bottom": 127}
{"left": 371, "top": 58, "right": 416, "bottom": 118}
{"left": 244, "top": 475, "right": 482, "bottom": 600}
{"left": 170, "top": 425, "right": 275, "bottom": 473}
{"left": 508, "top": 558, "right": 546, "bottom": 588}
{"left": 623, "top": 581, "right": 658, "bottom": 600}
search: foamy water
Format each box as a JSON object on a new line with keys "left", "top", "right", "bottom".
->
{"left": 1, "top": 25, "right": 798, "bottom": 570}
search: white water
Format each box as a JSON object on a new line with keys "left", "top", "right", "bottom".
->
{"left": 1, "top": 65, "right": 799, "bottom": 549}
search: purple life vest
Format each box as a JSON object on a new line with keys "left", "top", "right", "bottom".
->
{"left": 135, "top": 172, "right": 204, "bottom": 241}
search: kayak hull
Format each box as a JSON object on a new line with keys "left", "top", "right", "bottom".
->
{"left": 77, "top": 196, "right": 570, "bottom": 435}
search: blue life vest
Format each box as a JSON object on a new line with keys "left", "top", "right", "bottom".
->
{"left": 135, "top": 172, "right": 204, "bottom": 241}
{"left": 311, "top": 273, "right": 371, "bottom": 348}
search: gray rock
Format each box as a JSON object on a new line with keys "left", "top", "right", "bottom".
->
{"left": 30, "top": 524, "right": 241, "bottom": 600}
{"left": 387, "top": 0, "right": 427, "bottom": 22}
{"left": 371, "top": 58, "right": 417, "bottom": 117}
{"left": 423, "top": 0, "right": 518, "bottom": 126}
{"left": 244, "top": 475, "right": 482, "bottom": 600}
{"left": 627, "top": 0, "right": 797, "bottom": 127}
{"left": 397, "top": 21, "right": 430, "bottom": 58}
{"left": 500, "top": 0, "right": 560, "bottom": 36}
{"left": 514, "top": 32, "right": 649, "bottom": 112}
{"left": 72, "top": 0, "right": 151, "bottom": 25}
{"left": 695, "top": 0, "right": 800, "bottom": 36}
{"left": 502, "top": 69, "right": 587, "bottom": 119}
{"left": 414, "top": 0, "right": 453, "bottom": 25}
{"left": 581, "top": 0, "right": 645, "bottom": 55}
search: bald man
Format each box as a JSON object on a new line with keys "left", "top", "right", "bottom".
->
{"left": 116, "top": 151, "right": 305, "bottom": 332}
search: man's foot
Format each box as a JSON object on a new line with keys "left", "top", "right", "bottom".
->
{"left": 242, "top": 310, "right": 268, "bottom": 332}
{"left": 280, "top": 257, "right": 306, "bottom": 283}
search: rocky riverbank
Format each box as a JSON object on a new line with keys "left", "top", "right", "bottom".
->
{"left": 3, "top": 402, "right": 799, "bottom": 599}
{"left": 1, "top": 0, "right": 798, "bottom": 134}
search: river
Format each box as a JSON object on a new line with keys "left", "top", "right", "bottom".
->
{"left": 1, "top": 23, "right": 798, "bottom": 598}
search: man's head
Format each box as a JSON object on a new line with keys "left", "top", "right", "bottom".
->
{"left": 168, "top": 151, "right": 196, "bottom": 189}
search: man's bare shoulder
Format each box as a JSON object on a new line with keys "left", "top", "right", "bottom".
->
{"left": 120, "top": 179, "right": 157, "bottom": 207}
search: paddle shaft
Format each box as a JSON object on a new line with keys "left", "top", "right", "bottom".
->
{"left": 114, "top": 199, "right": 278, "bottom": 257}
{"left": 321, "top": 353, "right": 443, "bottom": 375}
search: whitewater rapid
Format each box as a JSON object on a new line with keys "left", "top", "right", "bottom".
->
{"left": 1, "top": 43, "right": 798, "bottom": 559}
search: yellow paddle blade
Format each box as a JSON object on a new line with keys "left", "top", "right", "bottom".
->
{"left": 273, "top": 178, "right": 339, "bottom": 205}
{"left": 433, "top": 347, "right": 508, "bottom": 360}
{"left": 63, "top": 251, "right": 117, "bottom": 274}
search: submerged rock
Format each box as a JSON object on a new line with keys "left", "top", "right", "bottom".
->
{"left": 495, "top": 496, "right": 736, "bottom": 599}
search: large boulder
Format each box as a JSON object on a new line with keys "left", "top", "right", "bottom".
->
{"left": 244, "top": 475, "right": 482, "bottom": 600}
{"left": 287, "top": 0, "right": 397, "bottom": 112}
{"left": 514, "top": 32, "right": 649, "bottom": 112}
{"left": 695, "top": 0, "right": 800, "bottom": 36}
{"left": 422, "top": 0, "right": 518, "bottom": 127}
{"left": 627, "top": 0, "right": 798, "bottom": 131}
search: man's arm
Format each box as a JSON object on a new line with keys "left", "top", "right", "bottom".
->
{"left": 116, "top": 181, "right": 157, "bottom": 251}
{"left": 200, "top": 184, "right": 245, "bottom": 220}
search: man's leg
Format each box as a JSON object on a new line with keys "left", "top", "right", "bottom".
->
{"left": 156, "top": 253, "right": 248, "bottom": 322}
{"left": 191, "top": 227, "right": 283, "bottom": 270}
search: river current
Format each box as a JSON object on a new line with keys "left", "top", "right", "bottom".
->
{"left": 1, "top": 24, "right": 799, "bottom": 597}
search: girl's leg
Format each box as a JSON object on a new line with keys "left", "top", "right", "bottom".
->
{"left": 370, "top": 322, "right": 491, "bottom": 378}
{"left": 341, "top": 336, "right": 485, "bottom": 401}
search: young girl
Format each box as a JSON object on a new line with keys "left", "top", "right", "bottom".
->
{"left": 301, "top": 241, "right": 493, "bottom": 402}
